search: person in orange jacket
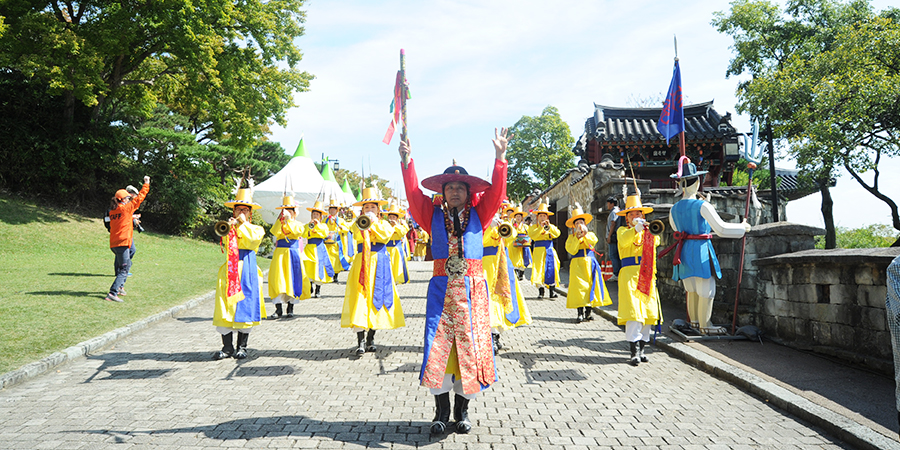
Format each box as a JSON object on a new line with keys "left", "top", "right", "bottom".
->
{"left": 106, "top": 176, "right": 150, "bottom": 302}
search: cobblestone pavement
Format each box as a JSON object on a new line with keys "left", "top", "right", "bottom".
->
{"left": 0, "top": 261, "right": 849, "bottom": 449}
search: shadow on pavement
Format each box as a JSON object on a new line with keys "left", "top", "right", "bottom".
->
{"left": 76, "top": 415, "right": 448, "bottom": 446}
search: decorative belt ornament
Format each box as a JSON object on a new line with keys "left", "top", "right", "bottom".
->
{"left": 446, "top": 254, "right": 468, "bottom": 280}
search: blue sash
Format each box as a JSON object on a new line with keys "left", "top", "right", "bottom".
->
{"left": 234, "top": 249, "right": 261, "bottom": 322}
{"left": 573, "top": 249, "right": 605, "bottom": 304}
{"left": 483, "top": 246, "right": 498, "bottom": 256}
{"left": 355, "top": 242, "right": 394, "bottom": 310}
{"left": 336, "top": 237, "right": 351, "bottom": 271}
{"left": 534, "top": 240, "right": 556, "bottom": 285}
{"left": 517, "top": 233, "right": 533, "bottom": 267}
{"left": 621, "top": 256, "right": 642, "bottom": 267}
{"left": 308, "top": 238, "right": 335, "bottom": 279}
{"left": 276, "top": 239, "right": 305, "bottom": 297}
{"left": 503, "top": 248, "right": 521, "bottom": 324}
{"left": 386, "top": 239, "right": 409, "bottom": 283}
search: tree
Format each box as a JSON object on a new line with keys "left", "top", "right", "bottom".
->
{"left": 506, "top": 106, "right": 575, "bottom": 201}
{"left": 713, "top": 0, "right": 900, "bottom": 247}
{"left": 0, "top": 1, "right": 313, "bottom": 145}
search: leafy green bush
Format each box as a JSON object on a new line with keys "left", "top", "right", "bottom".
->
{"left": 815, "top": 224, "right": 899, "bottom": 249}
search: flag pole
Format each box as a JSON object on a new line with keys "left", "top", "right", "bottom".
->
{"left": 400, "top": 49, "right": 409, "bottom": 169}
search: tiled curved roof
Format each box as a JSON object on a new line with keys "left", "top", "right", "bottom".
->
{"left": 587, "top": 101, "right": 735, "bottom": 144}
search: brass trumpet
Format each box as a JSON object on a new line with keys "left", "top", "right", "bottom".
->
{"left": 498, "top": 221, "right": 514, "bottom": 238}
{"left": 649, "top": 219, "right": 666, "bottom": 235}
{"left": 214, "top": 220, "right": 232, "bottom": 237}
{"left": 356, "top": 214, "right": 372, "bottom": 231}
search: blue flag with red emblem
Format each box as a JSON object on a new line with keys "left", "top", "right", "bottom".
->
{"left": 657, "top": 60, "right": 684, "bottom": 145}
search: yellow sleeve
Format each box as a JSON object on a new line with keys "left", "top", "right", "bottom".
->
{"left": 237, "top": 223, "right": 264, "bottom": 251}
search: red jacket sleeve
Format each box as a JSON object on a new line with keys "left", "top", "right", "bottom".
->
{"left": 473, "top": 159, "right": 508, "bottom": 231}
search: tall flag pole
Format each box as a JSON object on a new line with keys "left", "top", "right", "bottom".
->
{"left": 658, "top": 35, "right": 685, "bottom": 158}
{"left": 384, "top": 48, "right": 411, "bottom": 169}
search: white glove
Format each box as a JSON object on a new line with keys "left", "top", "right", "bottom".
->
{"left": 490, "top": 215, "right": 501, "bottom": 229}
{"left": 366, "top": 211, "right": 379, "bottom": 221}
{"left": 633, "top": 218, "right": 646, "bottom": 233}
{"left": 742, "top": 220, "right": 751, "bottom": 233}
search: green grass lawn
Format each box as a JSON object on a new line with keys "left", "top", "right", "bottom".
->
{"left": 0, "top": 194, "right": 270, "bottom": 374}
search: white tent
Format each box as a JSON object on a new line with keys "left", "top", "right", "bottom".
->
{"left": 254, "top": 138, "right": 325, "bottom": 224}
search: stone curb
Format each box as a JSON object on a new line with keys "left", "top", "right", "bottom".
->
{"left": 0, "top": 290, "right": 215, "bottom": 391}
{"left": 556, "top": 280, "right": 900, "bottom": 450}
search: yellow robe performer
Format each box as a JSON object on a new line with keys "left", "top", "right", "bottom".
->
{"left": 483, "top": 223, "right": 532, "bottom": 353}
{"left": 302, "top": 201, "right": 334, "bottom": 297}
{"left": 213, "top": 188, "right": 266, "bottom": 360}
{"left": 414, "top": 228, "right": 429, "bottom": 260}
{"left": 616, "top": 193, "right": 662, "bottom": 365}
{"left": 528, "top": 201, "right": 561, "bottom": 298}
{"left": 267, "top": 197, "right": 311, "bottom": 319}
{"left": 341, "top": 187, "right": 405, "bottom": 355}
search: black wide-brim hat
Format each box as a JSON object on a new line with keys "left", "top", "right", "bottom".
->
{"left": 421, "top": 165, "right": 491, "bottom": 194}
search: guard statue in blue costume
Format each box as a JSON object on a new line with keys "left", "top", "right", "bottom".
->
{"left": 665, "top": 156, "right": 751, "bottom": 335}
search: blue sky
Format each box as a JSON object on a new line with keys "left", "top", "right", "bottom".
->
{"left": 268, "top": 0, "right": 900, "bottom": 230}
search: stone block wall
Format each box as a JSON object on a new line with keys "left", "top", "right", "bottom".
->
{"left": 754, "top": 248, "right": 900, "bottom": 372}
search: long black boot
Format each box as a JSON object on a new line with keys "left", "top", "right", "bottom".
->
{"left": 629, "top": 341, "right": 640, "bottom": 366}
{"left": 366, "top": 329, "right": 377, "bottom": 352}
{"left": 234, "top": 332, "right": 249, "bottom": 359}
{"left": 584, "top": 307, "right": 593, "bottom": 321}
{"left": 639, "top": 340, "right": 649, "bottom": 363}
{"left": 548, "top": 285, "right": 558, "bottom": 298}
{"left": 314, "top": 284, "right": 321, "bottom": 298}
{"left": 576, "top": 307, "right": 584, "bottom": 323}
{"left": 494, "top": 333, "right": 503, "bottom": 350}
{"left": 491, "top": 333, "right": 499, "bottom": 355}
{"left": 356, "top": 331, "right": 366, "bottom": 355}
{"left": 214, "top": 332, "right": 234, "bottom": 360}
{"left": 538, "top": 287, "right": 545, "bottom": 299}
{"left": 430, "top": 393, "right": 451, "bottom": 435}
{"left": 454, "top": 394, "right": 471, "bottom": 433}
{"left": 268, "top": 303, "right": 283, "bottom": 320}
{"left": 285, "top": 302, "right": 294, "bottom": 318}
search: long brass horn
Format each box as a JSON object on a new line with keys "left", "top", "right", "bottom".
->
{"left": 356, "top": 214, "right": 372, "bottom": 231}
{"left": 649, "top": 220, "right": 666, "bottom": 235}
{"left": 214, "top": 220, "right": 231, "bottom": 237}
{"left": 498, "top": 221, "right": 514, "bottom": 238}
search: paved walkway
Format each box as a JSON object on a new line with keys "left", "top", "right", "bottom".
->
{"left": 0, "top": 261, "right": 866, "bottom": 449}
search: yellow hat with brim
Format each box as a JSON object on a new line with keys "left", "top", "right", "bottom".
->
{"left": 353, "top": 187, "right": 388, "bottom": 207}
{"left": 276, "top": 195, "right": 298, "bottom": 210}
{"left": 532, "top": 202, "right": 554, "bottom": 216}
{"left": 306, "top": 200, "right": 327, "bottom": 214}
{"left": 225, "top": 188, "right": 262, "bottom": 210}
{"left": 382, "top": 203, "right": 404, "bottom": 217}
{"left": 565, "top": 207, "right": 593, "bottom": 228}
{"left": 616, "top": 194, "right": 653, "bottom": 216}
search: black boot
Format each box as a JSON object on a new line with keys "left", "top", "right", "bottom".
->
{"left": 548, "top": 285, "right": 558, "bottom": 298}
{"left": 629, "top": 341, "right": 640, "bottom": 366}
{"left": 430, "top": 393, "right": 451, "bottom": 435}
{"left": 314, "top": 284, "right": 321, "bottom": 298}
{"left": 285, "top": 302, "right": 294, "bottom": 318}
{"left": 454, "top": 394, "right": 472, "bottom": 433}
{"left": 584, "top": 307, "right": 593, "bottom": 321}
{"left": 268, "top": 303, "right": 283, "bottom": 320}
{"left": 356, "top": 331, "right": 366, "bottom": 355}
{"left": 576, "top": 307, "right": 584, "bottom": 323}
{"left": 494, "top": 333, "right": 503, "bottom": 350}
{"left": 515, "top": 269, "right": 524, "bottom": 281}
{"left": 538, "top": 287, "right": 545, "bottom": 299}
{"left": 366, "top": 329, "right": 377, "bottom": 352}
{"left": 639, "top": 340, "right": 649, "bottom": 363}
{"left": 214, "top": 332, "right": 234, "bottom": 360}
{"left": 491, "top": 333, "right": 499, "bottom": 355}
{"left": 333, "top": 273, "right": 339, "bottom": 283}
{"left": 234, "top": 332, "right": 249, "bottom": 359}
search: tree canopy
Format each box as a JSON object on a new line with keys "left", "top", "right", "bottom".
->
{"left": 0, "top": 0, "right": 312, "bottom": 145}
{"left": 506, "top": 106, "right": 575, "bottom": 201}
{"left": 0, "top": 1, "right": 318, "bottom": 236}
{"left": 713, "top": 0, "right": 900, "bottom": 246}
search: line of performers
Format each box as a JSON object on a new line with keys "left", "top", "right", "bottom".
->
{"left": 207, "top": 128, "right": 686, "bottom": 436}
